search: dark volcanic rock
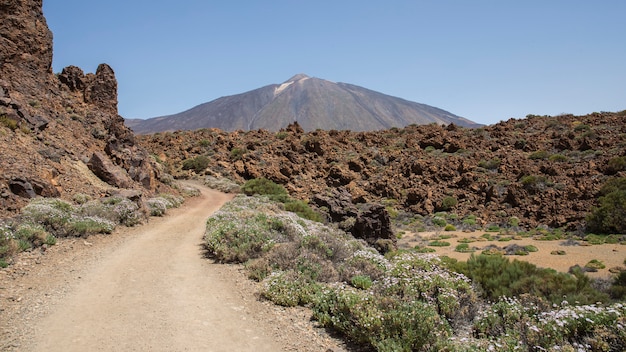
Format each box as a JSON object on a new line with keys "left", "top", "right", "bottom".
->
{"left": 352, "top": 204, "right": 396, "bottom": 253}
{"left": 9, "top": 177, "right": 36, "bottom": 198}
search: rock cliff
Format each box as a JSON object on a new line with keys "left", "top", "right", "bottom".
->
{"left": 0, "top": 0, "right": 170, "bottom": 217}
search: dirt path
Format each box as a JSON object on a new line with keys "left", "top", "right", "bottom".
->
{"left": 1, "top": 183, "right": 347, "bottom": 351}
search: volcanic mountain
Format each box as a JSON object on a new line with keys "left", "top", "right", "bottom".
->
{"left": 127, "top": 74, "right": 480, "bottom": 134}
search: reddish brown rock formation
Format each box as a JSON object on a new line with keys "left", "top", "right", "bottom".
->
{"left": 138, "top": 112, "right": 626, "bottom": 231}
{"left": 0, "top": 0, "right": 171, "bottom": 217}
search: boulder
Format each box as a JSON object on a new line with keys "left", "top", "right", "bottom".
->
{"left": 87, "top": 152, "right": 133, "bottom": 189}
{"left": 352, "top": 203, "right": 396, "bottom": 253}
{"left": 9, "top": 177, "right": 36, "bottom": 198}
{"left": 312, "top": 187, "right": 358, "bottom": 222}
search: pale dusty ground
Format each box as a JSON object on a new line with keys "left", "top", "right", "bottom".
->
{"left": 399, "top": 231, "right": 626, "bottom": 279}
{"left": 0, "top": 182, "right": 350, "bottom": 352}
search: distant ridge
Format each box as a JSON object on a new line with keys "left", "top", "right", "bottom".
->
{"left": 126, "top": 74, "right": 481, "bottom": 134}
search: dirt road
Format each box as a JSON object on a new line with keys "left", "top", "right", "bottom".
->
{"left": 1, "top": 184, "right": 346, "bottom": 351}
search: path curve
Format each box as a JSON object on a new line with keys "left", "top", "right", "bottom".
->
{"left": 29, "top": 185, "right": 280, "bottom": 351}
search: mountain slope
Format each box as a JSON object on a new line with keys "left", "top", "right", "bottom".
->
{"left": 128, "top": 74, "right": 480, "bottom": 134}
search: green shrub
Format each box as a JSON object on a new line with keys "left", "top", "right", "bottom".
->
{"left": 524, "top": 245, "right": 538, "bottom": 252}
{"left": 284, "top": 200, "right": 323, "bottom": 222}
{"left": 68, "top": 216, "right": 115, "bottom": 236}
{"left": 520, "top": 175, "right": 548, "bottom": 191}
{"left": 72, "top": 193, "right": 91, "bottom": 204}
{"left": 440, "top": 196, "right": 457, "bottom": 211}
{"left": 241, "top": 178, "right": 289, "bottom": 203}
{"left": 585, "top": 259, "right": 605, "bottom": 270}
{"left": 413, "top": 246, "right": 436, "bottom": 253}
{"left": 478, "top": 158, "right": 501, "bottom": 170}
{"left": 146, "top": 198, "right": 168, "bottom": 216}
{"left": 462, "top": 215, "right": 477, "bottom": 226}
{"left": 529, "top": 150, "right": 549, "bottom": 160}
{"left": 444, "top": 224, "right": 456, "bottom": 231}
{"left": 0, "top": 114, "right": 18, "bottom": 131}
{"left": 313, "top": 252, "right": 476, "bottom": 351}
{"left": 448, "top": 254, "right": 606, "bottom": 304}
{"left": 548, "top": 153, "right": 568, "bottom": 162}
{"left": 455, "top": 243, "right": 474, "bottom": 253}
{"left": 205, "top": 212, "right": 278, "bottom": 263}
{"left": 486, "top": 225, "right": 500, "bottom": 232}
{"left": 261, "top": 270, "right": 321, "bottom": 307}
{"left": 432, "top": 216, "right": 447, "bottom": 227}
{"left": 428, "top": 240, "right": 450, "bottom": 247}
{"left": 574, "top": 123, "right": 591, "bottom": 131}
{"left": 609, "top": 271, "right": 626, "bottom": 299}
{"left": 230, "top": 147, "right": 246, "bottom": 160}
{"left": 350, "top": 275, "right": 373, "bottom": 290}
{"left": 586, "top": 177, "right": 626, "bottom": 234}
{"left": 607, "top": 156, "right": 626, "bottom": 174}
{"left": 181, "top": 155, "right": 210, "bottom": 173}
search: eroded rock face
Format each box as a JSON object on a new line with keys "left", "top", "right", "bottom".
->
{"left": 0, "top": 0, "right": 169, "bottom": 217}
{"left": 0, "top": 0, "right": 53, "bottom": 94}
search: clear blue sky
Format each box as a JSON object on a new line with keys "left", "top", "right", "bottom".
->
{"left": 43, "top": 1, "right": 626, "bottom": 125}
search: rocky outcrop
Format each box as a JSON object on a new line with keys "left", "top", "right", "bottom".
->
{"left": 139, "top": 113, "right": 626, "bottom": 232}
{"left": 0, "top": 0, "right": 170, "bottom": 217}
{"left": 0, "top": 0, "right": 53, "bottom": 94}
{"left": 352, "top": 204, "right": 395, "bottom": 253}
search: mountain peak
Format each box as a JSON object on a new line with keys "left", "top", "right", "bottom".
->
{"left": 285, "top": 73, "right": 310, "bottom": 83}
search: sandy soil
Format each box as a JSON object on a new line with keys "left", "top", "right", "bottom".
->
{"left": 0, "top": 183, "right": 349, "bottom": 352}
{"left": 399, "top": 231, "right": 626, "bottom": 278}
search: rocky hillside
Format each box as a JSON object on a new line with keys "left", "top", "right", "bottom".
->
{"left": 0, "top": 0, "right": 172, "bottom": 218}
{"left": 138, "top": 112, "right": 626, "bottom": 231}
{"left": 127, "top": 74, "right": 480, "bottom": 134}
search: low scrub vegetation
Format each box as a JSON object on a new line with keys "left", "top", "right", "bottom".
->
{"left": 241, "top": 178, "right": 322, "bottom": 222}
{"left": 204, "top": 194, "right": 626, "bottom": 351}
{"left": 0, "top": 193, "right": 183, "bottom": 267}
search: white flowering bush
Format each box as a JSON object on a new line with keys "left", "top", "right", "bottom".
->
{"left": 21, "top": 197, "right": 117, "bottom": 238}
{"left": 260, "top": 270, "right": 322, "bottom": 307}
{"left": 474, "top": 297, "right": 626, "bottom": 351}
{"left": 104, "top": 197, "right": 143, "bottom": 226}
{"left": 313, "top": 283, "right": 453, "bottom": 351}
{"left": 146, "top": 197, "right": 168, "bottom": 216}
{"left": 203, "top": 193, "right": 625, "bottom": 351}
{"left": 0, "top": 221, "right": 16, "bottom": 267}
{"left": 339, "top": 249, "right": 391, "bottom": 282}
{"left": 157, "top": 194, "right": 184, "bottom": 208}
{"left": 145, "top": 194, "right": 184, "bottom": 217}
{"left": 204, "top": 175, "right": 241, "bottom": 193}
{"left": 205, "top": 208, "right": 280, "bottom": 262}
